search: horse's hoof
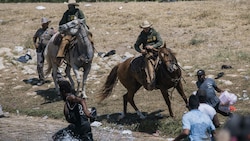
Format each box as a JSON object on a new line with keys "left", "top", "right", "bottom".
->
{"left": 170, "top": 114, "right": 175, "bottom": 119}
{"left": 140, "top": 115, "right": 146, "bottom": 119}
{"left": 136, "top": 111, "right": 146, "bottom": 119}
{"left": 118, "top": 113, "right": 125, "bottom": 121}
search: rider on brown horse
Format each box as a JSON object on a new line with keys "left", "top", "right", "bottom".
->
{"left": 134, "top": 20, "right": 163, "bottom": 90}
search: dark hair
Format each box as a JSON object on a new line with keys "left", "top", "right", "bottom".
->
{"left": 197, "top": 69, "right": 205, "bottom": 76}
{"left": 188, "top": 95, "right": 199, "bottom": 109}
{"left": 196, "top": 89, "right": 207, "bottom": 103}
{"left": 58, "top": 80, "right": 71, "bottom": 101}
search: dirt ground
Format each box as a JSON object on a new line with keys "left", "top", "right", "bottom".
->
{"left": 0, "top": 113, "right": 167, "bottom": 141}
{"left": 0, "top": 0, "right": 250, "bottom": 140}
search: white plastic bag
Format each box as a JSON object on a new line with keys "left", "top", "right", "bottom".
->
{"left": 219, "top": 91, "right": 237, "bottom": 105}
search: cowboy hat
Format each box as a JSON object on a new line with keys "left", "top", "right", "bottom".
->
{"left": 67, "top": 0, "right": 79, "bottom": 6}
{"left": 41, "top": 17, "right": 51, "bottom": 24}
{"left": 140, "top": 20, "right": 152, "bottom": 28}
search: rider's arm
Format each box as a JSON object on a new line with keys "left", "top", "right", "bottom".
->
{"left": 77, "top": 9, "right": 85, "bottom": 20}
{"left": 152, "top": 31, "right": 163, "bottom": 49}
{"left": 76, "top": 9, "right": 86, "bottom": 25}
{"left": 59, "top": 12, "right": 68, "bottom": 25}
{"left": 134, "top": 35, "right": 143, "bottom": 53}
{"left": 33, "top": 29, "right": 40, "bottom": 49}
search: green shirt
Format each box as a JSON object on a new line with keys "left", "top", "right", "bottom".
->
{"left": 59, "top": 8, "right": 85, "bottom": 25}
{"left": 134, "top": 28, "right": 163, "bottom": 53}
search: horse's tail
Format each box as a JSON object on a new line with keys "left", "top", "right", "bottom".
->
{"left": 97, "top": 64, "right": 119, "bottom": 102}
{"left": 44, "top": 43, "right": 52, "bottom": 76}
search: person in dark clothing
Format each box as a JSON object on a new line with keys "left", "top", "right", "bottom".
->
{"left": 33, "top": 17, "right": 55, "bottom": 86}
{"left": 196, "top": 69, "right": 231, "bottom": 116}
{"left": 134, "top": 20, "right": 163, "bottom": 55}
{"left": 57, "top": 0, "right": 87, "bottom": 59}
{"left": 58, "top": 80, "right": 94, "bottom": 141}
{"left": 59, "top": 0, "right": 85, "bottom": 26}
{"left": 133, "top": 20, "right": 163, "bottom": 90}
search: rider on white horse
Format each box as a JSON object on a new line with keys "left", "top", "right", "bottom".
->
{"left": 57, "top": 0, "right": 90, "bottom": 63}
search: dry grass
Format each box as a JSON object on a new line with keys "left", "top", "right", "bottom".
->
{"left": 0, "top": 0, "right": 250, "bottom": 138}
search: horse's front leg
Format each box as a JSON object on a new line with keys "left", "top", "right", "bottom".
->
{"left": 72, "top": 66, "right": 81, "bottom": 97}
{"left": 65, "top": 65, "right": 75, "bottom": 91}
{"left": 160, "top": 88, "right": 174, "bottom": 117}
{"left": 176, "top": 82, "right": 188, "bottom": 106}
{"left": 81, "top": 64, "right": 91, "bottom": 98}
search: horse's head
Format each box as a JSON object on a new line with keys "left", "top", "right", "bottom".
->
{"left": 158, "top": 46, "right": 178, "bottom": 73}
{"left": 59, "top": 19, "right": 85, "bottom": 35}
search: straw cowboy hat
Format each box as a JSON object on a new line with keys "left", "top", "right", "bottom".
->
{"left": 67, "top": 0, "right": 79, "bottom": 6}
{"left": 41, "top": 17, "right": 51, "bottom": 25}
{"left": 140, "top": 20, "right": 153, "bottom": 28}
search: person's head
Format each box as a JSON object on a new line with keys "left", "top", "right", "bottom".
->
{"left": 41, "top": 17, "right": 51, "bottom": 29}
{"left": 196, "top": 89, "right": 207, "bottom": 103}
{"left": 197, "top": 69, "right": 206, "bottom": 82}
{"left": 188, "top": 95, "right": 199, "bottom": 110}
{"left": 58, "top": 80, "right": 72, "bottom": 101}
{"left": 140, "top": 20, "right": 152, "bottom": 33}
{"left": 67, "top": 0, "right": 79, "bottom": 11}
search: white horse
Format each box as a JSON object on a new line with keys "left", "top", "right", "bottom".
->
{"left": 44, "top": 19, "right": 94, "bottom": 97}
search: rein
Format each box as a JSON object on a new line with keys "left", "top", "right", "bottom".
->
{"left": 169, "top": 72, "right": 181, "bottom": 100}
{"left": 162, "top": 53, "right": 182, "bottom": 100}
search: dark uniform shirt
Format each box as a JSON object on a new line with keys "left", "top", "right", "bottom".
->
{"left": 134, "top": 28, "right": 163, "bottom": 53}
{"left": 59, "top": 8, "right": 85, "bottom": 25}
{"left": 33, "top": 28, "right": 46, "bottom": 53}
{"left": 33, "top": 27, "right": 55, "bottom": 53}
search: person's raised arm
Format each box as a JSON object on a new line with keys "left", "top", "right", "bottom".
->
{"left": 66, "top": 95, "right": 91, "bottom": 117}
{"left": 152, "top": 32, "right": 163, "bottom": 49}
{"left": 212, "top": 114, "right": 220, "bottom": 128}
{"left": 214, "top": 86, "right": 223, "bottom": 93}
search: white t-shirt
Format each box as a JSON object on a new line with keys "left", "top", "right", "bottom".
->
{"left": 198, "top": 103, "right": 216, "bottom": 120}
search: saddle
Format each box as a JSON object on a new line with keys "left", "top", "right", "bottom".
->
{"left": 130, "top": 56, "right": 145, "bottom": 72}
{"left": 54, "top": 32, "right": 94, "bottom": 47}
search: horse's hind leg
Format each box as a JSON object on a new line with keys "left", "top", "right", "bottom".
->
{"left": 52, "top": 66, "right": 60, "bottom": 96}
{"left": 122, "top": 85, "right": 145, "bottom": 119}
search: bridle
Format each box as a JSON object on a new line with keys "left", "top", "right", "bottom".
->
{"left": 159, "top": 48, "right": 184, "bottom": 99}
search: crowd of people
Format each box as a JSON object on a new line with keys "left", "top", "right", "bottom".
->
{"left": 174, "top": 69, "right": 240, "bottom": 141}
{"left": 30, "top": 0, "right": 247, "bottom": 140}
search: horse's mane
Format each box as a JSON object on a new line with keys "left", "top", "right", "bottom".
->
{"left": 161, "top": 42, "right": 177, "bottom": 56}
{"left": 166, "top": 47, "right": 176, "bottom": 56}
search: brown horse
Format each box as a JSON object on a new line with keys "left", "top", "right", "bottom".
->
{"left": 98, "top": 44, "right": 188, "bottom": 119}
